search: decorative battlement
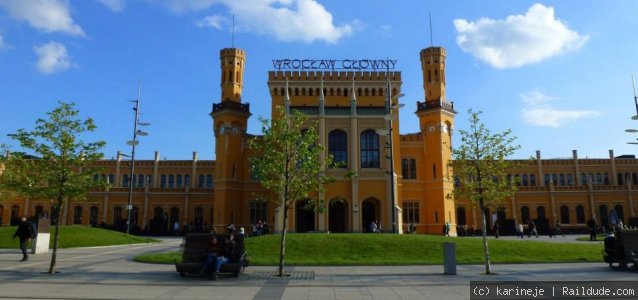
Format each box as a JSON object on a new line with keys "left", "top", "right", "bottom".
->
{"left": 416, "top": 99, "right": 455, "bottom": 113}
{"left": 268, "top": 71, "right": 401, "bottom": 82}
{"left": 211, "top": 101, "right": 250, "bottom": 114}
{"left": 420, "top": 47, "right": 446, "bottom": 56}
{"left": 400, "top": 133, "right": 423, "bottom": 142}
{"left": 220, "top": 47, "right": 246, "bottom": 57}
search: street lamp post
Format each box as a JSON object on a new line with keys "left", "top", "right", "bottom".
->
{"left": 125, "top": 83, "right": 150, "bottom": 234}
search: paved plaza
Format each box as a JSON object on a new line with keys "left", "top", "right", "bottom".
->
{"left": 0, "top": 236, "right": 637, "bottom": 300}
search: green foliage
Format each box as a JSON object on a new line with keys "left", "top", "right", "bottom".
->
{"left": 134, "top": 234, "right": 603, "bottom": 265}
{"left": 449, "top": 109, "right": 522, "bottom": 210}
{"left": 0, "top": 101, "right": 107, "bottom": 273}
{"left": 249, "top": 107, "right": 336, "bottom": 210}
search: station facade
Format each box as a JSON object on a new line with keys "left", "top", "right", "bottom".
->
{"left": 1, "top": 45, "right": 637, "bottom": 234}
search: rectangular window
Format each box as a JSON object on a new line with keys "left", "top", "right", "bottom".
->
{"left": 401, "top": 159, "right": 417, "bottom": 180}
{"left": 161, "top": 175, "right": 167, "bottom": 188}
{"left": 402, "top": 202, "right": 420, "bottom": 223}
{"left": 249, "top": 201, "right": 268, "bottom": 224}
{"left": 206, "top": 175, "right": 213, "bottom": 189}
{"left": 198, "top": 175, "right": 205, "bottom": 188}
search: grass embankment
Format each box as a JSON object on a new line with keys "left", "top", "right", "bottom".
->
{"left": 134, "top": 233, "right": 602, "bottom": 265}
{"left": 576, "top": 234, "right": 607, "bottom": 241}
{"left": 0, "top": 226, "right": 158, "bottom": 249}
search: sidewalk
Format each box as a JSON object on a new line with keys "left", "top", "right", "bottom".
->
{"left": 0, "top": 238, "right": 634, "bottom": 300}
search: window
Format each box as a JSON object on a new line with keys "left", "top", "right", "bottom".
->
{"left": 176, "top": 175, "right": 183, "bottom": 188}
{"left": 560, "top": 205, "right": 569, "bottom": 224}
{"left": 360, "top": 130, "right": 379, "bottom": 168}
{"left": 618, "top": 173, "right": 624, "bottom": 185}
{"left": 206, "top": 175, "right": 213, "bottom": 188}
{"left": 138, "top": 174, "right": 145, "bottom": 188}
{"left": 108, "top": 174, "right": 114, "bottom": 185}
{"left": 168, "top": 175, "right": 175, "bottom": 188}
{"left": 544, "top": 174, "right": 550, "bottom": 186}
{"left": 184, "top": 175, "right": 190, "bottom": 187}
{"left": 551, "top": 174, "right": 558, "bottom": 186}
{"left": 249, "top": 201, "right": 268, "bottom": 224}
{"left": 456, "top": 207, "right": 466, "bottom": 225}
{"left": 402, "top": 158, "right": 417, "bottom": 180}
{"left": 10, "top": 205, "right": 20, "bottom": 225}
{"left": 576, "top": 205, "right": 585, "bottom": 223}
{"left": 74, "top": 206, "right": 83, "bottom": 224}
{"left": 522, "top": 174, "right": 528, "bottom": 186}
{"left": 604, "top": 173, "right": 610, "bottom": 185}
{"left": 596, "top": 173, "right": 602, "bottom": 185}
{"left": 122, "top": 174, "right": 129, "bottom": 188}
{"left": 581, "top": 173, "right": 587, "bottom": 185}
{"left": 403, "top": 202, "right": 420, "bottom": 223}
{"left": 521, "top": 206, "right": 530, "bottom": 222}
{"left": 567, "top": 173, "right": 573, "bottom": 186}
{"left": 198, "top": 175, "right": 205, "bottom": 188}
{"left": 328, "top": 130, "right": 348, "bottom": 167}
{"left": 89, "top": 206, "right": 99, "bottom": 226}
{"left": 161, "top": 175, "right": 167, "bottom": 188}
{"left": 559, "top": 174, "right": 566, "bottom": 186}
{"left": 530, "top": 174, "right": 536, "bottom": 186}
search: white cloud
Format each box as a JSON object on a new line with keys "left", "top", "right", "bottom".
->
{"left": 156, "top": 0, "right": 355, "bottom": 44}
{"left": 34, "top": 41, "right": 71, "bottom": 74}
{"left": 0, "top": 0, "right": 84, "bottom": 36}
{"left": 0, "top": 34, "right": 4, "bottom": 49}
{"left": 454, "top": 3, "right": 588, "bottom": 69}
{"left": 520, "top": 91, "right": 598, "bottom": 127}
{"left": 97, "top": 0, "right": 124, "bottom": 12}
{"left": 197, "top": 14, "right": 224, "bottom": 30}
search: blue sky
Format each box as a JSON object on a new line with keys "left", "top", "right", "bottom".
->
{"left": 1, "top": 0, "right": 637, "bottom": 160}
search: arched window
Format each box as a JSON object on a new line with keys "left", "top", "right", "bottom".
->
{"left": 198, "top": 175, "right": 205, "bottom": 188}
{"left": 522, "top": 174, "right": 528, "bottom": 186}
{"left": 160, "top": 175, "right": 167, "bottom": 188}
{"left": 168, "top": 175, "right": 175, "bottom": 188}
{"left": 521, "top": 206, "right": 530, "bottom": 222}
{"left": 456, "top": 207, "right": 466, "bottom": 225}
{"left": 74, "top": 206, "right": 83, "bottom": 224}
{"left": 360, "top": 130, "right": 379, "bottom": 168}
{"left": 184, "top": 175, "right": 190, "bottom": 187}
{"left": 536, "top": 206, "right": 546, "bottom": 220}
{"left": 614, "top": 204, "right": 624, "bottom": 222}
{"left": 328, "top": 130, "right": 347, "bottom": 167}
{"left": 122, "top": 174, "right": 129, "bottom": 188}
{"left": 194, "top": 207, "right": 204, "bottom": 230}
{"left": 206, "top": 175, "right": 213, "bottom": 188}
{"left": 560, "top": 205, "right": 569, "bottom": 224}
{"left": 576, "top": 205, "right": 585, "bottom": 223}
{"left": 89, "top": 206, "right": 99, "bottom": 226}
{"left": 108, "top": 174, "right": 114, "bottom": 185}
{"left": 604, "top": 173, "right": 610, "bottom": 185}
{"left": 530, "top": 174, "right": 536, "bottom": 186}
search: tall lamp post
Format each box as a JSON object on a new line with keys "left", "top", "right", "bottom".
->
{"left": 626, "top": 75, "right": 638, "bottom": 145}
{"left": 124, "top": 83, "right": 150, "bottom": 234}
{"left": 376, "top": 69, "right": 404, "bottom": 234}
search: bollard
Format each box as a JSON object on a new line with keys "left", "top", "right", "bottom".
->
{"left": 443, "top": 242, "right": 456, "bottom": 275}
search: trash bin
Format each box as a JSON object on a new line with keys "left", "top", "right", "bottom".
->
{"left": 443, "top": 242, "right": 456, "bottom": 275}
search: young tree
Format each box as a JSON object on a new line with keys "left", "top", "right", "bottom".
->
{"left": 0, "top": 102, "right": 106, "bottom": 274}
{"left": 449, "top": 109, "right": 521, "bottom": 274}
{"left": 249, "top": 107, "right": 335, "bottom": 277}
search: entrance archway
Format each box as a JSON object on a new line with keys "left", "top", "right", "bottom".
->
{"left": 329, "top": 199, "right": 347, "bottom": 233}
{"left": 295, "top": 200, "right": 315, "bottom": 233}
{"left": 362, "top": 198, "right": 380, "bottom": 232}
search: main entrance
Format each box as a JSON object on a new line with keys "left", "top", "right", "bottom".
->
{"left": 295, "top": 200, "right": 315, "bottom": 233}
{"left": 329, "top": 199, "right": 347, "bottom": 233}
{"left": 362, "top": 198, "right": 380, "bottom": 232}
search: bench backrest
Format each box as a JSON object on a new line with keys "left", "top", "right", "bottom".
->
{"left": 181, "top": 233, "right": 245, "bottom": 263}
{"left": 616, "top": 230, "right": 638, "bottom": 258}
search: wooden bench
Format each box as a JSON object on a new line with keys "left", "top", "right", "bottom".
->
{"left": 603, "top": 230, "right": 638, "bottom": 270}
{"left": 175, "top": 233, "right": 248, "bottom": 279}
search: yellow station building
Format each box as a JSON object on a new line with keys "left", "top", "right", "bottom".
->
{"left": 2, "top": 45, "right": 637, "bottom": 235}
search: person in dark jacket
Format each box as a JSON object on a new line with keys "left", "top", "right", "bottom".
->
{"left": 13, "top": 216, "right": 34, "bottom": 261}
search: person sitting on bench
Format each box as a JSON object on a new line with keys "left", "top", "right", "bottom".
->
{"left": 201, "top": 236, "right": 222, "bottom": 275}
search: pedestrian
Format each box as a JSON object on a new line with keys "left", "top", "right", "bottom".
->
{"left": 528, "top": 220, "right": 538, "bottom": 238}
{"left": 444, "top": 222, "right": 450, "bottom": 237}
{"left": 13, "top": 216, "right": 35, "bottom": 262}
{"left": 369, "top": 221, "right": 377, "bottom": 233}
{"left": 493, "top": 222, "right": 500, "bottom": 238}
{"left": 587, "top": 216, "right": 598, "bottom": 241}
{"left": 517, "top": 223, "right": 524, "bottom": 238}
{"left": 554, "top": 220, "right": 564, "bottom": 238}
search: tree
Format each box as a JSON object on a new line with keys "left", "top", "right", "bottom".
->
{"left": 449, "top": 109, "right": 521, "bottom": 274}
{"left": 0, "top": 102, "right": 106, "bottom": 274}
{"left": 249, "top": 107, "right": 336, "bottom": 277}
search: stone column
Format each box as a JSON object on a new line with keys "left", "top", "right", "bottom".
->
{"left": 574, "top": 150, "right": 581, "bottom": 186}
{"left": 153, "top": 151, "right": 160, "bottom": 188}
{"left": 115, "top": 151, "right": 122, "bottom": 188}
{"left": 536, "top": 150, "right": 544, "bottom": 187}
{"left": 349, "top": 82, "right": 360, "bottom": 232}
{"left": 610, "top": 150, "right": 617, "bottom": 185}
{"left": 191, "top": 152, "right": 198, "bottom": 188}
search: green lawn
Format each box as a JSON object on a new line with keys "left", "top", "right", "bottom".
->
{"left": 134, "top": 233, "right": 603, "bottom": 265}
{"left": 0, "top": 226, "right": 158, "bottom": 249}
{"left": 576, "top": 234, "right": 607, "bottom": 241}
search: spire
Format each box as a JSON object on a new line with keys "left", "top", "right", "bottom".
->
{"left": 284, "top": 79, "right": 291, "bottom": 114}
{"left": 319, "top": 79, "right": 325, "bottom": 116}
{"left": 350, "top": 81, "right": 357, "bottom": 116}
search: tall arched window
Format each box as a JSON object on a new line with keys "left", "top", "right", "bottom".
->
{"left": 176, "top": 175, "right": 183, "bottom": 188}
{"left": 122, "top": 174, "right": 129, "bottom": 187}
{"left": 168, "top": 175, "right": 175, "bottom": 188}
{"left": 328, "top": 130, "right": 348, "bottom": 167}
{"left": 113, "top": 206, "right": 123, "bottom": 224}
{"left": 360, "top": 130, "right": 379, "bottom": 168}
{"left": 521, "top": 206, "right": 530, "bottom": 222}
{"left": 89, "top": 206, "right": 99, "bottom": 226}
{"left": 576, "top": 205, "right": 585, "bottom": 223}
{"left": 560, "top": 205, "right": 569, "bottom": 224}
{"left": 537, "top": 206, "right": 546, "bottom": 220}
{"left": 161, "top": 175, "right": 167, "bottom": 188}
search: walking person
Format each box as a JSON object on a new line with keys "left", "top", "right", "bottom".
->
{"left": 528, "top": 220, "right": 538, "bottom": 238}
{"left": 554, "top": 220, "right": 564, "bottom": 238}
{"left": 517, "top": 223, "right": 524, "bottom": 238}
{"left": 12, "top": 216, "right": 35, "bottom": 262}
{"left": 587, "top": 216, "right": 598, "bottom": 241}
{"left": 493, "top": 222, "right": 500, "bottom": 238}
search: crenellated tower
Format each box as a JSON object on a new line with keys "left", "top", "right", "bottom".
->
{"left": 416, "top": 46, "right": 457, "bottom": 235}
{"left": 210, "top": 48, "right": 251, "bottom": 230}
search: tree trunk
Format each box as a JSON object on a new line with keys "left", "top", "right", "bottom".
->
{"left": 480, "top": 201, "right": 491, "bottom": 274}
{"left": 48, "top": 198, "right": 62, "bottom": 274}
{"left": 278, "top": 203, "right": 290, "bottom": 277}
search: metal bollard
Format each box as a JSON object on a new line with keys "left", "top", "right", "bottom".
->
{"left": 443, "top": 242, "right": 456, "bottom": 275}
